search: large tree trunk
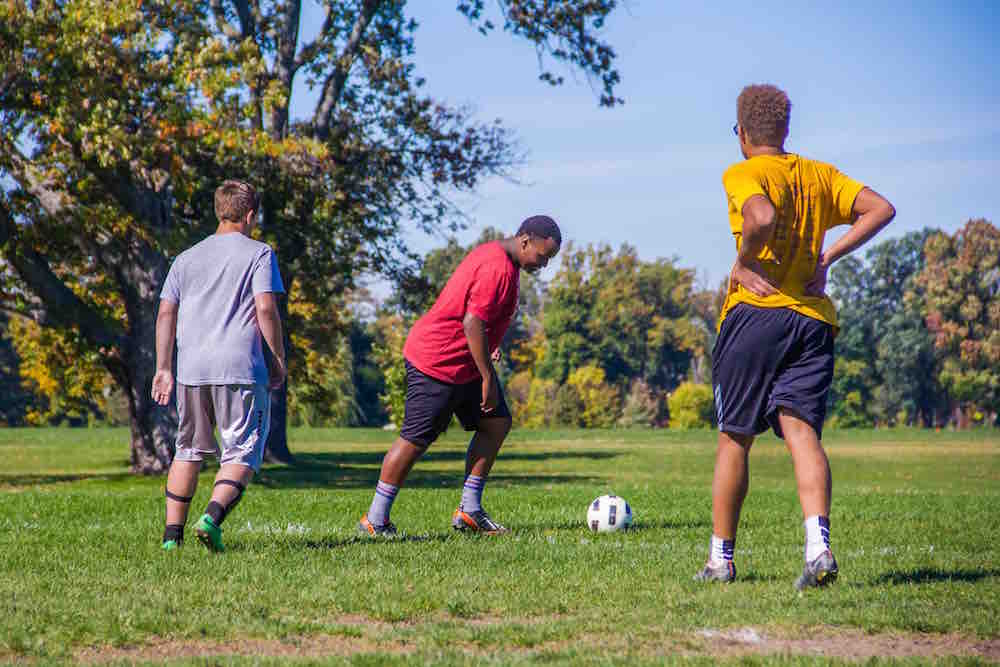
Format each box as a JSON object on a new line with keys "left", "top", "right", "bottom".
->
{"left": 120, "top": 257, "right": 176, "bottom": 473}
{"left": 263, "top": 297, "right": 293, "bottom": 464}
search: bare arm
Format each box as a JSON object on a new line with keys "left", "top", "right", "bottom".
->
{"left": 805, "top": 188, "right": 896, "bottom": 296}
{"left": 463, "top": 312, "right": 497, "bottom": 411}
{"left": 731, "top": 194, "right": 779, "bottom": 297}
{"left": 151, "top": 300, "right": 178, "bottom": 405}
{"left": 254, "top": 292, "right": 287, "bottom": 389}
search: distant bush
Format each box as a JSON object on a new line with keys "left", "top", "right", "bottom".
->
{"left": 668, "top": 382, "right": 714, "bottom": 429}
{"left": 618, "top": 379, "right": 663, "bottom": 428}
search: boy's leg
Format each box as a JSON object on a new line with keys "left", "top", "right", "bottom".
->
{"left": 360, "top": 436, "right": 424, "bottom": 535}
{"left": 695, "top": 431, "right": 752, "bottom": 581}
{"left": 778, "top": 408, "right": 831, "bottom": 519}
{"left": 362, "top": 363, "right": 452, "bottom": 535}
{"left": 711, "top": 431, "right": 753, "bottom": 541}
{"left": 778, "top": 408, "right": 838, "bottom": 589}
{"left": 453, "top": 417, "right": 512, "bottom": 534}
{"left": 195, "top": 384, "right": 268, "bottom": 552}
{"left": 164, "top": 384, "right": 217, "bottom": 548}
{"left": 163, "top": 460, "right": 201, "bottom": 548}
{"left": 453, "top": 375, "right": 513, "bottom": 533}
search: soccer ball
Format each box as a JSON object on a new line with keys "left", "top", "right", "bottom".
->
{"left": 586, "top": 494, "right": 633, "bottom": 532}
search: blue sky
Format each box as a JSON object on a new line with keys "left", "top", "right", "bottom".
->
{"left": 292, "top": 1, "right": 999, "bottom": 289}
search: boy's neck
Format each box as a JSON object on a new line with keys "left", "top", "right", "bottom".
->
{"left": 498, "top": 238, "right": 521, "bottom": 267}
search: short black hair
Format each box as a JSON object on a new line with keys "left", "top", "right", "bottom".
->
{"left": 516, "top": 215, "right": 561, "bottom": 246}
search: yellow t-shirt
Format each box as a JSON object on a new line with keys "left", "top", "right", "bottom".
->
{"left": 719, "top": 153, "right": 865, "bottom": 330}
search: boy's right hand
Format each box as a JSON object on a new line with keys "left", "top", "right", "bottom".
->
{"left": 269, "top": 357, "right": 287, "bottom": 390}
{"left": 481, "top": 373, "right": 498, "bottom": 413}
{"left": 151, "top": 369, "right": 174, "bottom": 406}
{"left": 731, "top": 257, "right": 778, "bottom": 298}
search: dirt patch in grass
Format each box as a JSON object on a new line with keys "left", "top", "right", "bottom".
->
{"left": 73, "top": 634, "right": 411, "bottom": 664}
{"left": 693, "top": 626, "right": 1000, "bottom": 662}
{"left": 63, "top": 622, "right": 1000, "bottom": 663}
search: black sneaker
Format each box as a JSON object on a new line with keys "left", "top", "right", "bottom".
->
{"left": 795, "top": 550, "right": 839, "bottom": 590}
{"left": 452, "top": 507, "right": 508, "bottom": 534}
{"left": 358, "top": 513, "right": 398, "bottom": 538}
{"left": 694, "top": 560, "right": 736, "bottom": 583}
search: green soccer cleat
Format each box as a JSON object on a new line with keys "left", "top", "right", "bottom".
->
{"left": 194, "top": 514, "right": 225, "bottom": 552}
{"left": 161, "top": 539, "right": 181, "bottom": 551}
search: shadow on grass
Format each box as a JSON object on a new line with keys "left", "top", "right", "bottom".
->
{"left": 515, "top": 519, "right": 711, "bottom": 532}
{"left": 254, "top": 450, "right": 620, "bottom": 490}
{"left": 875, "top": 568, "right": 1000, "bottom": 585}
{"left": 0, "top": 471, "right": 135, "bottom": 488}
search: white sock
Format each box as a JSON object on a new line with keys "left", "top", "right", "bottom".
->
{"left": 804, "top": 515, "right": 830, "bottom": 562}
{"left": 710, "top": 534, "right": 734, "bottom": 564}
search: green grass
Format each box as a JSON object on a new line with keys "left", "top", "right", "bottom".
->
{"left": 0, "top": 427, "right": 997, "bottom": 665}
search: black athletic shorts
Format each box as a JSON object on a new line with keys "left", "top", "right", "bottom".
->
{"left": 712, "top": 303, "right": 835, "bottom": 439}
{"left": 399, "top": 359, "right": 512, "bottom": 448}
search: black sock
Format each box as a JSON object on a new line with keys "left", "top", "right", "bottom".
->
{"left": 163, "top": 524, "right": 184, "bottom": 543}
{"left": 206, "top": 501, "right": 226, "bottom": 526}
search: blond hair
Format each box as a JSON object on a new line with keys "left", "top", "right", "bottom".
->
{"left": 214, "top": 180, "right": 260, "bottom": 223}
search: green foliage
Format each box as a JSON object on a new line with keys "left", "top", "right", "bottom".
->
{"left": 538, "top": 243, "right": 703, "bottom": 393}
{"left": 520, "top": 375, "right": 558, "bottom": 428}
{"left": 667, "top": 381, "right": 714, "bottom": 429}
{"left": 5, "top": 317, "right": 125, "bottom": 426}
{"left": 565, "top": 364, "right": 619, "bottom": 428}
{"left": 826, "top": 358, "right": 874, "bottom": 428}
{"left": 829, "top": 229, "right": 940, "bottom": 426}
{"left": 370, "top": 313, "right": 409, "bottom": 427}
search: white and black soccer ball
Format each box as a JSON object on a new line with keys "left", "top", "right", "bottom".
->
{"left": 586, "top": 494, "right": 633, "bottom": 532}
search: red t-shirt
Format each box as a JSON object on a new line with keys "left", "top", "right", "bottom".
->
{"left": 403, "top": 241, "right": 520, "bottom": 384}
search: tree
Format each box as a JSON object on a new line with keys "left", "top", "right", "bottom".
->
{"left": 538, "top": 243, "right": 703, "bottom": 392}
{"left": 911, "top": 219, "right": 1000, "bottom": 427}
{"left": 828, "top": 229, "right": 939, "bottom": 426}
{"left": 0, "top": 0, "right": 624, "bottom": 471}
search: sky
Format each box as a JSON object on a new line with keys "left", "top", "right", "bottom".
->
{"left": 291, "top": 1, "right": 1000, "bottom": 290}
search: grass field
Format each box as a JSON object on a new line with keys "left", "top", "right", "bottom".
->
{"left": 1, "top": 427, "right": 998, "bottom": 665}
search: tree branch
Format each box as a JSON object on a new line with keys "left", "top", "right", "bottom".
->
{"left": 0, "top": 198, "right": 120, "bottom": 349}
{"left": 293, "top": 2, "right": 334, "bottom": 71}
{"left": 209, "top": 0, "right": 243, "bottom": 39}
{"left": 312, "top": 0, "right": 382, "bottom": 141}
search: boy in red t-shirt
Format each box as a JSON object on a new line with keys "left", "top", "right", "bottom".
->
{"left": 360, "top": 216, "right": 561, "bottom": 536}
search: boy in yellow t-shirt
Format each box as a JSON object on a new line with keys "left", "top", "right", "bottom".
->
{"left": 696, "top": 84, "right": 895, "bottom": 589}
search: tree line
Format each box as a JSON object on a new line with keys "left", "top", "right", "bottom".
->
{"left": 4, "top": 219, "right": 998, "bottom": 434}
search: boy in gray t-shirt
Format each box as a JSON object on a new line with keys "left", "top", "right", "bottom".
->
{"left": 152, "top": 179, "right": 286, "bottom": 552}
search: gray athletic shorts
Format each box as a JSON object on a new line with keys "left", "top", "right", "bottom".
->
{"left": 174, "top": 383, "right": 270, "bottom": 472}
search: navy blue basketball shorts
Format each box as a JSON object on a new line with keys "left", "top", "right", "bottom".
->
{"left": 712, "top": 303, "right": 835, "bottom": 440}
{"left": 399, "top": 360, "right": 512, "bottom": 448}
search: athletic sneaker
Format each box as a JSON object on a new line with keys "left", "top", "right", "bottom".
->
{"left": 358, "top": 513, "right": 398, "bottom": 538}
{"left": 795, "top": 549, "right": 838, "bottom": 590}
{"left": 194, "top": 513, "right": 225, "bottom": 553}
{"left": 161, "top": 539, "right": 181, "bottom": 551}
{"left": 693, "top": 560, "right": 736, "bottom": 583}
{"left": 452, "top": 507, "right": 508, "bottom": 534}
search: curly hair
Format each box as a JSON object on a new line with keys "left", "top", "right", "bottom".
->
{"left": 737, "top": 84, "right": 791, "bottom": 147}
{"left": 214, "top": 179, "right": 260, "bottom": 224}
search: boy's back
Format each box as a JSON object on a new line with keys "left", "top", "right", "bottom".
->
{"left": 161, "top": 233, "right": 282, "bottom": 386}
{"left": 720, "top": 153, "right": 864, "bottom": 328}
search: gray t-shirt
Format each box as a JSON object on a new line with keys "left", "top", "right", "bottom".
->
{"left": 161, "top": 233, "right": 284, "bottom": 386}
